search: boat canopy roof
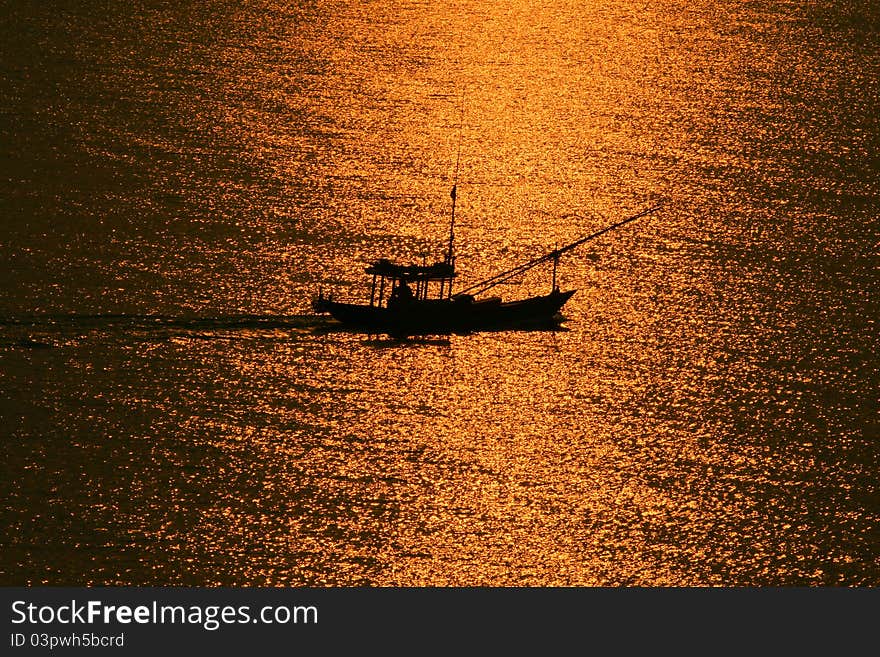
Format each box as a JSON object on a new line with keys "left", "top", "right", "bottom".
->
{"left": 365, "top": 258, "right": 455, "bottom": 281}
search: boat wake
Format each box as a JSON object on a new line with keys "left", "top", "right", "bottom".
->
{"left": 0, "top": 313, "right": 329, "bottom": 348}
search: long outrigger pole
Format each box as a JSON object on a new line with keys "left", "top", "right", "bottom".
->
{"left": 453, "top": 200, "right": 666, "bottom": 298}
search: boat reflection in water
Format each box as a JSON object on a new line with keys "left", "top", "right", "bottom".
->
{"left": 312, "top": 190, "right": 664, "bottom": 337}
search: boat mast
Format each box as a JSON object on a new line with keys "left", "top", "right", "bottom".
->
{"left": 446, "top": 184, "right": 456, "bottom": 267}
{"left": 440, "top": 184, "right": 456, "bottom": 299}
{"left": 442, "top": 91, "right": 465, "bottom": 298}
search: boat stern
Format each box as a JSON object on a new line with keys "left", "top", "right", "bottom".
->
{"left": 312, "top": 289, "right": 333, "bottom": 313}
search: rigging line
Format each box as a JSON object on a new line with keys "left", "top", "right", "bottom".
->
{"left": 453, "top": 200, "right": 666, "bottom": 298}
{"left": 453, "top": 88, "right": 465, "bottom": 185}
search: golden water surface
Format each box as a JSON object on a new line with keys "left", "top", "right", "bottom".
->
{"left": 0, "top": 0, "right": 877, "bottom": 585}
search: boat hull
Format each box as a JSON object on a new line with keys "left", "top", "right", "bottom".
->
{"left": 314, "top": 289, "right": 575, "bottom": 336}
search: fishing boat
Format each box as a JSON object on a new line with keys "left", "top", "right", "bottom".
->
{"left": 312, "top": 257, "right": 575, "bottom": 337}
{"left": 311, "top": 184, "right": 663, "bottom": 337}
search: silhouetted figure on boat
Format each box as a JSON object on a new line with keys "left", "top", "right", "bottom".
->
{"left": 389, "top": 279, "right": 414, "bottom": 306}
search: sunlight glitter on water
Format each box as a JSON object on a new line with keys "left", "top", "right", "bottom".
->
{"left": 0, "top": 0, "right": 877, "bottom": 586}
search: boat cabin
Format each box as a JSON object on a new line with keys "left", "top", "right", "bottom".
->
{"left": 364, "top": 258, "right": 456, "bottom": 307}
